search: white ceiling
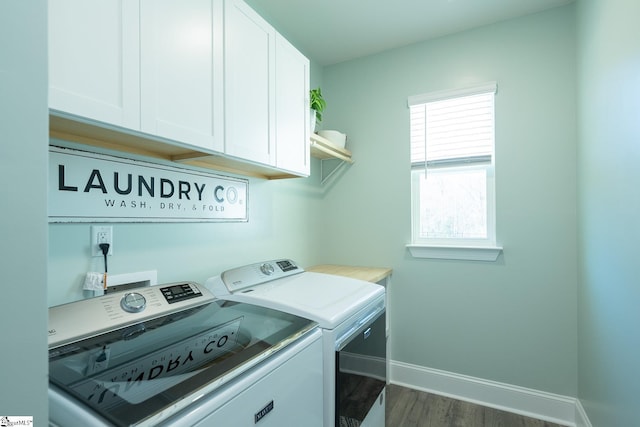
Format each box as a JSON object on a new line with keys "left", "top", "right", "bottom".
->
{"left": 245, "top": 0, "right": 574, "bottom": 66}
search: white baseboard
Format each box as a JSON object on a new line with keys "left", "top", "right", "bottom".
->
{"left": 390, "top": 360, "right": 592, "bottom": 427}
{"left": 575, "top": 399, "right": 593, "bottom": 427}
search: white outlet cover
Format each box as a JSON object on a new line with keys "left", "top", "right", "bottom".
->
{"left": 91, "top": 225, "right": 113, "bottom": 256}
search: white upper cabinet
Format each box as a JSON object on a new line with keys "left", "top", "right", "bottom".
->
{"left": 224, "top": 0, "right": 310, "bottom": 175}
{"left": 275, "top": 34, "right": 310, "bottom": 176}
{"left": 140, "top": 0, "right": 224, "bottom": 152}
{"left": 49, "top": 0, "right": 141, "bottom": 130}
{"left": 223, "top": 0, "right": 276, "bottom": 166}
{"left": 49, "top": 0, "right": 310, "bottom": 178}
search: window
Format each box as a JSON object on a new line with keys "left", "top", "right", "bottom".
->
{"left": 407, "top": 83, "right": 501, "bottom": 261}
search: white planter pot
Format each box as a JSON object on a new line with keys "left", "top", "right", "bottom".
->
{"left": 310, "top": 109, "right": 317, "bottom": 133}
{"left": 317, "top": 130, "right": 347, "bottom": 148}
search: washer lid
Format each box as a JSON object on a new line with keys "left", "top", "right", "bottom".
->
{"left": 208, "top": 271, "right": 384, "bottom": 329}
{"left": 49, "top": 298, "right": 317, "bottom": 427}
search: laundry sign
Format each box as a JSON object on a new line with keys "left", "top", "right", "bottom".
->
{"left": 49, "top": 146, "right": 248, "bottom": 222}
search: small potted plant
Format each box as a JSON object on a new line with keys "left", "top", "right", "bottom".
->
{"left": 310, "top": 87, "right": 326, "bottom": 132}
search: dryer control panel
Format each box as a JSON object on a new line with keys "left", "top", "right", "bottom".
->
{"left": 210, "top": 259, "right": 304, "bottom": 295}
{"left": 48, "top": 281, "right": 214, "bottom": 349}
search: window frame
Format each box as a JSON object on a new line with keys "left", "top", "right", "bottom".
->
{"left": 407, "top": 83, "right": 502, "bottom": 261}
{"left": 410, "top": 162, "right": 495, "bottom": 247}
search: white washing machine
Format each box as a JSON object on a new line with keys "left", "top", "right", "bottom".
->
{"left": 206, "top": 259, "right": 387, "bottom": 427}
{"left": 48, "top": 282, "right": 323, "bottom": 426}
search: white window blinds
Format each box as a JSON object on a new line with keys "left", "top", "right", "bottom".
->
{"left": 409, "top": 83, "right": 496, "bottom": 167}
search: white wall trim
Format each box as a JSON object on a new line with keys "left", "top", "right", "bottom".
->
{"left": 406, "top": 244, "right": 502, "bottom": 261}
{"left": 575, "top": 399, "right": 593, "bottom": 427}
{"left": 390, "top": 360, "right": 591, "bottom": 427}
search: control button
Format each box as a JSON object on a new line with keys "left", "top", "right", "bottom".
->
{"left": 120, "top": 292, "right": 147, "bottom": 313}
{"left": 260, "top": 263, "right": 275, "bottom": 276}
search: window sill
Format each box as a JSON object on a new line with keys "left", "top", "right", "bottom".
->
{"left": 406, "top": 244, "right": 503, "bottom": 261}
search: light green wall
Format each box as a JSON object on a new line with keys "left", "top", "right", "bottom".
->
{"left": 319, "top": 6, "right": 578, "bottom": 395}
{"left": 0, "top": 0, "right": 49, "bottom": 420}
{"left": 577, "top": 0, "right": 640, "bottom": 425}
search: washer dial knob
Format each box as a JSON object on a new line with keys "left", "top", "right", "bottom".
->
{"left": 120, "top": 292, "right": 147, "bottom": 313}
{"left": 260, "top": 263, "right": 275, "bottom": 276}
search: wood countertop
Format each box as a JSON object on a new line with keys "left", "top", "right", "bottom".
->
{"left": 306, "top": 264, "right": 392, "bottom": 284}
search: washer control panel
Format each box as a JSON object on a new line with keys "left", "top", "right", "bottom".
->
{"left": 213, "top": 259, "right": 304, "bottom": 295}
{"left": 48, "top": 281, "right": 214, "bottom": 349}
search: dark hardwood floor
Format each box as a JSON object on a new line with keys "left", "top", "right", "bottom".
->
{"left": 385, "top": 384, "right": 568, "bottom": 427}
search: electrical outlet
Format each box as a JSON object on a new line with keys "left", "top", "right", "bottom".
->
{"left": 91, "top": 226, "right": 113, "bottom": 257}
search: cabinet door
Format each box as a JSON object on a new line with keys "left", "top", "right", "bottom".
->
{"left": 49, "top": 0, "right": 140, "bottom": 129}
{"left": 224, "top": 0, "right": 275, "bottom": 165}
{"left": 140, "top": 0, "right": 224, "bottom": 152}
{"left": 275, "top": 34, "right": 310, "bottom": 176}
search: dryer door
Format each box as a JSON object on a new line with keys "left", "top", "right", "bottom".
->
{"left": 336, "top": 310, "right": 386, "bottom": 427}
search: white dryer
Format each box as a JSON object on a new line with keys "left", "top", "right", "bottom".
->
{"left": 206, "top": 259, "right": 387, "bottom": 427}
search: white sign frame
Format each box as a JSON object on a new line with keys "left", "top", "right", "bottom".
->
{"left": 49, "top": 146, "right": 248, "bottom": 223}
